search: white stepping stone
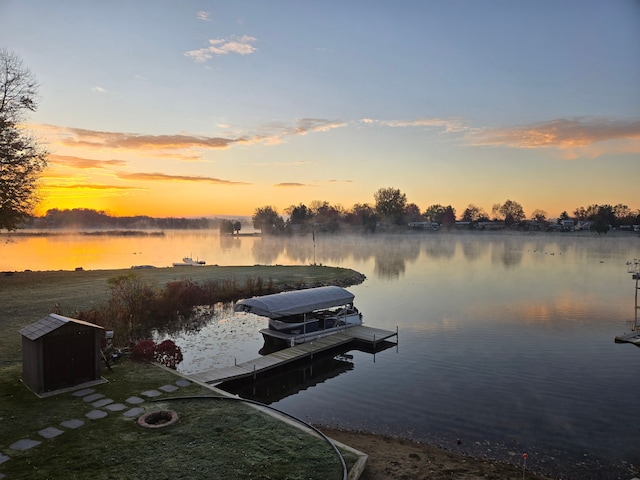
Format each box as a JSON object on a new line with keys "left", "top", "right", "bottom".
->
{"left": 140, "top": 390, "right": 161, "bottom": 398}
{"left": 92, "top": 398, "right": 114, "bottom": 408}
{"left": 159, "top": 384, "right": 178, "bottom": 393}
{"left": 10, "top": 439, "right": 40, "bottom": 451}
{"left": 72, "top": 388, "right": 95, "bottom": 397}
{"left": 105, "top": 403, "right": 127, "bottom": 412}
{"left": 82, "top": 393, "right": 105, "bottom": 402}
{"left": 0, "top": 454, "right": 10, "bottom": 464}
{"left": 123, "top": 407, "right": 144, "bottom": 418}
{"left": 125, "top": 396, "right": 144, "bottom": 404}
{"left": 38, "top": 427, "right": 64, "bottom": 439}
{"left": 60, "top": 419, "right": 84, "bottom": 429}
{"left": 85, "top": 410, "right": 108, "bottom": 420}
{"left": 175, "top": 379, "right": 191, "bottom": 387}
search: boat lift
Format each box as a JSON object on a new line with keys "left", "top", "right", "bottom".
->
{"left": 614, "top": 259, "right": 640, "bottom": 346}
{"left": 629, "top": 259, "right": 640, "bottom": 330}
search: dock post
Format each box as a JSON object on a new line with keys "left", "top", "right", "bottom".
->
{"left": 253, "top": 364, "right": 256, "bottom": 380}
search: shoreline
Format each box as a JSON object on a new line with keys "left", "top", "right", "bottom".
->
{"left": 320, "top": 427, "right": 556, "bottom": 480}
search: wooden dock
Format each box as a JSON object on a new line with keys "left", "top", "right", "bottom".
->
{"left": 615, "top": 330, "right": 640, "bottom": 346}
{"left": 189, "top": 325, "right": 397, "bottom": 385}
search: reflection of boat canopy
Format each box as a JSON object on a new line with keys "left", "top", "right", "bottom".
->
{"left": 234, "top": 286, "right": 355, "bottom": 319}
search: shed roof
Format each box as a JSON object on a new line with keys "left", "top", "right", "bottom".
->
{"left": 19, "top": 314, "right": 104, "bottom": 341}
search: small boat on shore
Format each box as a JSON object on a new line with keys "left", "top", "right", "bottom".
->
{"left": 234, "top": 286, "right": 363, "bottom": 347}
{"left": 172, "top": 257, "right": 206, "bottom": 267}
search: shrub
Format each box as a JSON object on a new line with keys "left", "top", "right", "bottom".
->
{"left": 130, "top": 339, "right": 184, "bottom": 370}
{"left": 130, "top": 339, "right": 157, "bottom": 362}
{"left": 154, "top": 340, "right": 184, "bottom": 370}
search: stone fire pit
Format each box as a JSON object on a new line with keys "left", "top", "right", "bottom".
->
{"left": 137, "top": 410, "right": 179, "bottom": 428}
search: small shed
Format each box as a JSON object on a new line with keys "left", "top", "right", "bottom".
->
{"left": 19, "top": 314, "right": 104, "bottom": 395}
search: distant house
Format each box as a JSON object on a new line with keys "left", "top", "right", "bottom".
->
{"left": 560, "top": 219, "right": 575, "bottom": 231}
{"left": 575, "top": 221, "right": 592, "bottom": 231}
{"left": 408, "top": 221, "right": 439, "bottom": 230}
{"left": 20, "top": 314, "right": 105, "bottom": 395}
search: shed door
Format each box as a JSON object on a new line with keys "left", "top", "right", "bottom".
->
{"left": 43, "top": 330, "right": 96, "bottom": 391}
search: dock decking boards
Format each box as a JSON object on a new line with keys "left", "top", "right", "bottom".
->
{"left": 189, "top": 325, "right": 397, "bottom": 385}
{"left": 614, "top": 330, "right": 640, "bottom": 346}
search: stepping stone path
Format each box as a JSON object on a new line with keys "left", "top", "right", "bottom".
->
{"left": 125, "top": 396, "right": 144, "bottom": 405}
{"left": 0, "top": 377, "right": 195, "bottom": 475}
{"left": 60, "top": 419, "right": 84, "bottom": 429}
{"left": 140, "top": 390, "right": 161, "bottom": 398}
{"left": 38, "top": 427, "right": 64, "bottom": 439}
{"left": 92, "top": 398, "right": 114, "bottom": 408}
{"left": 9, "top": 439, "right": 40, "bottom": 451}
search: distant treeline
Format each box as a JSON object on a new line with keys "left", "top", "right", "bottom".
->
{"left": 23, "top": 208, "right": 244, "bottom": 230}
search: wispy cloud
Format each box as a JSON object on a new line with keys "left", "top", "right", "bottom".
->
{"left": 35, "top": 120, "right": 345, "bottom": 158}
{"left": 274, "top": 182, "right": 310, "bottom": 187}
{"left": 468, "top": 117, "right": 640, "bottom": 149}
{"left": 184, "top": 35, "right": 257, "bottom": 63}
{"left": 41, "top": 125, "right": 240, "bottom": 151}
{"left": 362, "top": 117, "right": 467, "bottom": 133}
{"left": 197, "top": 11, "right": 211, "bottom": 22}
{"left": 91, "top": 86, "right": 106, "bottom": 93}
{"left": 248, "top": 118, "right": 347, "bottom": 146}
{"left": 296, "top": 118, "right": 346, "bottom": 134}
{"left": 117, "top": 172, "right": 250, "bottom": 185}
{"left": 49, "top": 154, "right": 127, "bottom": 169}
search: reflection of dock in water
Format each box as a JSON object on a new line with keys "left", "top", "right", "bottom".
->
{"left": 220, "top": 356, "right": 355, "bottom": 404}
{"left": 189, "top": 326, "right": 397, "bottom": 386}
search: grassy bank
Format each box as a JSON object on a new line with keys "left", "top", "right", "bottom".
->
{"left": 0, "top": 265, "right": 365, "bottom": 366}
{"left": 0, "top": 265, "right": 365, "bottom": 479}
{"left": 0, "top": 360, "right": 359, "bottom": 479}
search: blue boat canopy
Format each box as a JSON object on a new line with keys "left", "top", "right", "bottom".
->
{"left": 234, "top": 286, "right": 355, "bottom": 319}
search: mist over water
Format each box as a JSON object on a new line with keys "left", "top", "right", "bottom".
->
{"left": 5, "top": 230, "right": 640, "bottom": 478}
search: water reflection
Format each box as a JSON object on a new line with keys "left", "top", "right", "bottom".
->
{"left": 219, "top": 356, "right": 355, "bottom": 404}
{"left": 8, "top": 230, "right": 640, "bottom": 477}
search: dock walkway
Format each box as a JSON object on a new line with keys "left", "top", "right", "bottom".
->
{"left": 614, "top": 330, "right": 640, "bottom": 346}
{"left": 189, "top": 325, "right": 397, "bottom": 385}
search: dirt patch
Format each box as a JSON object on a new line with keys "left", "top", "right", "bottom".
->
{"left": 322, "top": 428, "right": 555, "bottom": 480}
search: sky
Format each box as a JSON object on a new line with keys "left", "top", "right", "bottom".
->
{"left": 1, "top": 1, "right": 639, "bottom": 219}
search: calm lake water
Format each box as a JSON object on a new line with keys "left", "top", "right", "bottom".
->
{"left": 4, "top": 230, "right": 640, "bottom": 478}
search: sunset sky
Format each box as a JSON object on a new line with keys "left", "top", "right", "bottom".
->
{"left": 1, "top": 1, "right": 639, "bottom": 219}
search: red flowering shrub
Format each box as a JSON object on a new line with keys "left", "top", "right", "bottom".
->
{"left": 130, "top": 339, "right": 157, "bottom": 362}
{"left": 154, "top": 340, "right": 184, "bottom": 370}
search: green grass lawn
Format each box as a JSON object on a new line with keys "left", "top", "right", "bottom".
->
{"left": 0, "top": 360, "right": 358, "bottom": 479}
{"left": 0, "top": 265, "right": 365, "bottom": 479}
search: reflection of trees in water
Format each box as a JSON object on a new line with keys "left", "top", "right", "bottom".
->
{"left": 372, "top": 235, "right": 421, "bottom": 278}
{"left": 246, "top": 232, "right": 630, "bottom": 275}
{"left": 316, "top": 234, "right": 420, "bottom": 279}
{"left": 421, "top": 236, "right": 456, "bottom": 260}
{"left": 458, "top": 237, "right": 491, "bottom": 262}
{"left": 219, "top": 235, "right": 242, "bottom": 251}
{"left": 374, "top": 255, "right": 406, "bottom": 279}
{"left": 490, "top": 239, "right": 523, "bottom": 268}
{"left": 251, "top": 236, "right": 286, "bottom": 264}
{"left": 251, "top": 234, "right": 422, "bottom": 278}
{"left": 155, "top": 303, "right": 228, "bottom": 337}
